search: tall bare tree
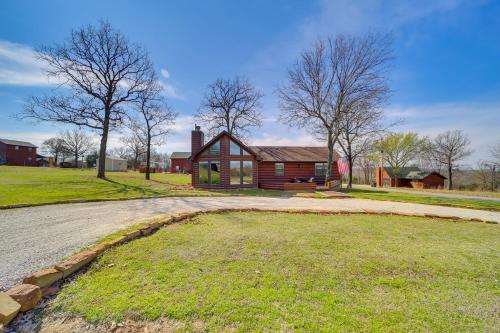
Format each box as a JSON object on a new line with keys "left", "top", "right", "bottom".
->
{"left": 337, "top": 105, "right": 389, "bottom": 188}
{"left": 431, "top": 130, "right": 472, "bottom": 190}
{"left": 132, "top": 86, "right": 177, "bottom": 180}
{"left": 278, "top": 34, "right": 392, "bottom": 183}
{"left": 60, "top": 129, "right": 95, "bottom": 167}
{"left": 196, "top": 76, "right": 263, "bottom": 139}
{"left": 22, "top": 21, "right": 156, "bottom": 179}
{"left": 41, "top": 137, "right": 66, "bottom": 165}
{"left": 375, "top": 132, "right": 424, "bottom": 187}
{"left": 120, "top": 133, "right": 146, "bottom": 169}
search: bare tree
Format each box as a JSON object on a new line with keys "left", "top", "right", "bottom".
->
{"left": 196, "top": 76, "right": 263, "bottom": 139}
{"left": 132, "top": 86, "right": 177, "bottom": 180}
{"left": 60, "top": 129, "right": 95, "bottom": 167}
{"left": 22, "top": 21, "right": 156, "bottom": 179}
{"left": 357, "top": 147, "right": 379, "bottom": 185}
{"left": 337, "top": 105, "right": 390, "bottom": 188}
{"left": 121, "top": 133, "right": 146, "bottom": 169}
{"left": 491, "top": 142, "right": 500, "bottom": 164}
{"left": 41, "top": 137, "right": 66, "bottom": 165}
{"left": 278, "top": 34, "right": 392, "bottom": 183}
{"left": 431, "top": 130, "right": 472, "bottom": 190}
{"left": 375, "top": 132, "right": 424, "bottom": 187}
{"left": 417, "top": 137, "right": 445, "bottom": 174}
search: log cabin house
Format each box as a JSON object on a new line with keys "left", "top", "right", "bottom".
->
{"left": 376, "top": 166, "right": 446, "bottom": 189}
{"left": 189, "top": 126, "right": 341, "bottom": 190}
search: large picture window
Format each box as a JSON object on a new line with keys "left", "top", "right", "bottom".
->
{"left": 230, "top": 161, "right": 240, "bottom": 185}
{"left": 230, "top": 160, "right": 253, "bottom": 185}
{"left": 201, "top": 140, "right": 221, "bottom": 156}
{"left": 275, "top": 163, "right": 284, "bottom": 176}
{"left": 242, "top": 161, "right": 253, "bottom": 184}
{"left": 210, "top": 161, "right": 221, "bottom": 184}
{"left": 315, "top": 163, "right": 328, "bottom": 176}
{"left": 199, "top": 161, "right": 209, "bottom": 184}
{"left": 199, "top": 160, "right": 220, "bottom": 185}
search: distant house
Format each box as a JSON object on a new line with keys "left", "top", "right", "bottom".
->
{"left": 0, "top": 138, "right": 37, "bottom": 166}
{"left": 170, "top": 152, "right": 192, "bottom": 173}
{"left": 376, "top": 166, "right": 446, "bottom": 189}
{"left": 96, "top": 156, "right": 127, "bottom": 172}
{"left": 189, "top": 126, "right": 341, "bottom": 191}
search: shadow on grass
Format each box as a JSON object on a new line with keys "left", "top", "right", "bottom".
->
{"left": 102, "top": 177, "right": 164, "bottom": 195}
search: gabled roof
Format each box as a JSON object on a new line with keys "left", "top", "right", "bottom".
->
{"left": 384, "top": 167, "right": 446, "bottom": 180}
{"left": 190, "top": 131, "right": 259, "bottom": 159}
{"left": 170, "top": 152, "right": 191, "bottom": 159}
{"left": 0, "top": 138, "right": 37, "bottom": 148}
{"left": 250, "top": 146, "right": 340, "bottom": 162}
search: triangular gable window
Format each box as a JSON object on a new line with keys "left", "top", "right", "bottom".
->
{"left": 201, "top": 139, "right": 221, "bottom": 156}
{"left": 230, "top": 139, "right": 250, "bottom": 156}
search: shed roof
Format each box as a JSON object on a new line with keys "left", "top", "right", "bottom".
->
{"left": 0, "top": 138, "right": 37, "bottom": 148}
{"left": 170, "top": 152, "right": 191, "bottom": 159}
{"left": 384, "top": 167, "right": 446, "bottom": 180}
{"left": 250, "top": 146, "right": 340, "bottom": 162}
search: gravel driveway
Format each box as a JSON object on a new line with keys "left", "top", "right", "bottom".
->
{"left": 1, "top": 196, "right": 499, "bottom": 290}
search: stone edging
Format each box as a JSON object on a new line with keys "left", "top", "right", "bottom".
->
{"left": 0, "top": 208, "right": 497, "bottom": 329}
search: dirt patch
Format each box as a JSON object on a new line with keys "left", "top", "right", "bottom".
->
{"left": 37, "top": 317, "right": 207, "bottom": 333}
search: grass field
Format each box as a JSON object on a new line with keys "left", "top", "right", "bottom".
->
{"left": 1, "top": 166, "right": 499, "bottom": 211}
{"left": 0, "top": 166, "right": 285, "bottom": 207}
{"left": 344, "top": 187, "right": 500, "bottom": 211}
{"left": 50, "top": 212, "right": 499, "bottom": 332}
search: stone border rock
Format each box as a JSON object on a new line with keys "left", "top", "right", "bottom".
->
{"left": 1, "top": 208, "right": 497, "bottom": 327}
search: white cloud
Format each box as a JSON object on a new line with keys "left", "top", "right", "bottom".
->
{"left": 159, "top": 80, "right": 184, "bottom": 100}
{"left": 0, "top": 40, "right": 52, "bottom": 86}
{"left": 160, "top": 68, "right": 170, "bottom": 80}
{"left": 249, "top": 132, "right": 321, "bottom": 147}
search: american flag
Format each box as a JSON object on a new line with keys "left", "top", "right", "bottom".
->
{"left": 337, "top": 157, "right": 350, "bottom": 175}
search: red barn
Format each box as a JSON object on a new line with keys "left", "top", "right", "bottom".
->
{"left": 0, "top": 138, "right": 38, "bottom": 166}
{"left": 170, "top": 152, "right": 192, "bottom": 173}
{"left": 189, "top": 127, "right": 341, "bottom": 190}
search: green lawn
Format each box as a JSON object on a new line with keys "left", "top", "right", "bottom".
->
{"left": 344, "top": 187, "right": 500, "bottom": 211}
{"left": 0, "top": 166, "right": 286, "bottom": 207}
{"left": 52, "top": 212, "right": 499, "bottom": 332}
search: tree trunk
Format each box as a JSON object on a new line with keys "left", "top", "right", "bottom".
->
{"left": 394, "top": 175, "right": 398, "bottom": 188}
{"left": 145, "top": 134, "right": 151, "bottom": 180}
{"left": 54, "top": 152, "right": 58, "bottom": 166}
{"left": 97, "top": 108, "right": 110, "bottom": 179}
{"left": 447, "top": 164, "right": 452, "bottom": 190}
{"left": 347, "top": 153, "right": 353, "bottom": 189}
{"left": 325, "top": 131, "right": 334, "bottom": 183}
{"left": 74, "top": 150, "right": 78, "bottom": 169}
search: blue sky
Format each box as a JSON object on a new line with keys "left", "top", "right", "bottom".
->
{"left": 0, "top": 0, "right": 499, "bottom": 165}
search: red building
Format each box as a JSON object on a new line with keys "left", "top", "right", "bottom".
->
{"left": 189, "top": 127, "right": 341, "bottom": 190}
{"left": 376, "top": 166, "right": 446, "bottom": 189}
{"left": 170, "top": 152, "right": 192, "bottom": 173}
{"left": 0, "top": 138, "right": 38, "bottom": 166}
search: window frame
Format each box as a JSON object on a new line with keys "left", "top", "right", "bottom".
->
{"left": 201, "top": 140, "right": 221, "bottom": 156}
{"left": 275, "top": 162, "right": 284, "bottom": 176}
{"left": 242, "top": 160, "right": 253, "bottom": 184}
{"left": 229, "top": 139, "right": 251, "bottom": 156}
{"left": 198, "top": 161, "right": 209, "bottom": 184}
{"left": 198, "top": 160, "right": 221, "bottom": 185}
{"left": 230, "top": 160, "right": 241, "bottom": 185}
{"left": 315, "top": 163, "right": 328, "bottom": 177}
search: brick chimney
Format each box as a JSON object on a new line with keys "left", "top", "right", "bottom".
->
{"left": 191, "top": 125, "right": 204, "bottom": 154}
